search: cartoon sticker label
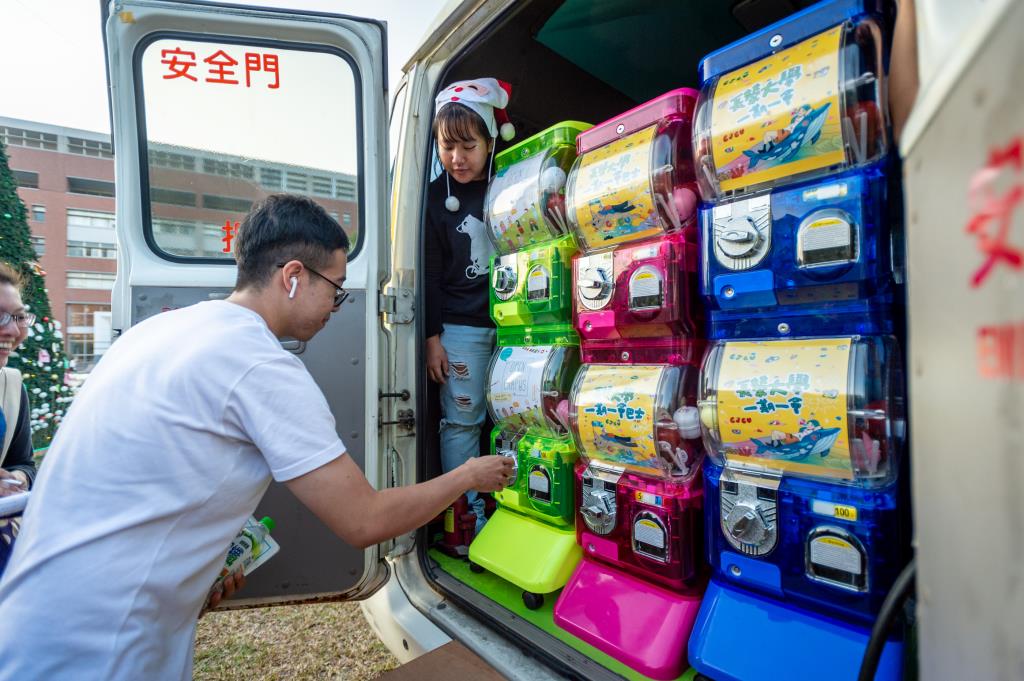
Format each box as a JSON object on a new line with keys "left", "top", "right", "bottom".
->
{"left": 488, "top": 346, "right": 554, "bottom": 430}
{"left": 710, "top": 25, "right": 845, "bottom": 193}
{"left": 716, "top": 338, "right": 854, "bottom": 480}
{"left": 574, "top": 365, "right": 663, "bottom": 472}
{"left": 571, "top": 126, "right": 662, "bottom": 249}
{"left": 488, "top": 153, "right": 559, "bottom": 253}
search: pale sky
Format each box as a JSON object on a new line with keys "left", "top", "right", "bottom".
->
{"left": 1, "top": 0, "right": 449, "bottom": 137}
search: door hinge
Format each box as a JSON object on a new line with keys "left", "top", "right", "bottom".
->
{"left": 379, "top": 287, "right": 414, "bottom": 324}
{"left": 380, "top": 408, "right": 415, "bottom": 431}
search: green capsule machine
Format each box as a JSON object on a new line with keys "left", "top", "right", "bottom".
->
{"left": 469, "top": 122, "right": 590, "bottom": 609}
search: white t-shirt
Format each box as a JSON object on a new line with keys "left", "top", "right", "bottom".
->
{"left": 0, "top": 300, "right": 345, "bottom": 680}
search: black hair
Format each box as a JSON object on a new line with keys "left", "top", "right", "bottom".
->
{"left": 234, "top": 194, "right": 350, "bottom": 291}
{"left": 433, "top": 102, "right": 490, "bottom": 145}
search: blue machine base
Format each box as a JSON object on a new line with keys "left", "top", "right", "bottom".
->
{"left": 689, "top": 579, "right": 903, "bottom": 681}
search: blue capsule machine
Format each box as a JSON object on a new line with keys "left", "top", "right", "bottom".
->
{"left": 688, "top": 2, "right": 910, "bottom": 680}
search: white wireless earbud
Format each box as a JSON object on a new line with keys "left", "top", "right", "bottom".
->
{"left": 288, "top": 277, "right": 298, "bottom": 299}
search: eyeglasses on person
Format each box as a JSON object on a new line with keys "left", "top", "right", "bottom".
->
{"left": 276, "top": 263, "right": 349, "bottom": 307}
{"left": 0, "top": 311, "right": 36, "bottom": 328}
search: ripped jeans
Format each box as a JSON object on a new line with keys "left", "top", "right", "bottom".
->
{"left": 439, "top": 323, "right": 496, "bottom": 534}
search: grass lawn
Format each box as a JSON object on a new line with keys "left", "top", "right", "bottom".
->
{"left": 195, "top": 602, "right": 398, "bottom": 680}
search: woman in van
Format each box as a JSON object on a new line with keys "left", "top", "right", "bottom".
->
{"left": 423, "top": 77, "right": 515, "bottom": 534}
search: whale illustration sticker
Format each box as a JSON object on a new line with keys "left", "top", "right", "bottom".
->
{"left": 710, "top": 24, "right": 845, "bottom": 193}
{"left": 574, "top": 365, "right": 663, "bottom": 472}
{"left": 716, "top": 338, "right": 854, "bottom": 480}
{"left": 571, "top": 126, "right": 661, "bottom": 250}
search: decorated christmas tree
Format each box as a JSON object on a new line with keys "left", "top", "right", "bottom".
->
{"left": 0, "top": 140, "right": 75, "bottom": 449}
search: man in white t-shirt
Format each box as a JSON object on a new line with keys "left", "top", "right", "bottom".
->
{"left": 0, "top": 194, "right": 512, "bottom": 680}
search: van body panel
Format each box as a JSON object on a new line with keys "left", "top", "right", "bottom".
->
{"left": 903, "top": 0, "right": 1024, "bottom": 678}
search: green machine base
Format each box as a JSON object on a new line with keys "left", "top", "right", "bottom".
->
{"left": 468, "top": 506, "right": 581, "bottom": 598}
{"left": 429, "top": 548, "right": 697, "bottom": 681}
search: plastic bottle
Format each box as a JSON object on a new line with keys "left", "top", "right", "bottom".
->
{"left": 212, "top": 515, "right": 278, "bottom": 591}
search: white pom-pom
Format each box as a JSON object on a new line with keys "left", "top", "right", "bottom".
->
{"left": 445, "top": 194, "right": 461, "bottom": 212}
{"left": 499, "top": 121, "right": 515, "bottom": 142}
{"left": 540, "top": 165, "right": 567, "bottom": 193}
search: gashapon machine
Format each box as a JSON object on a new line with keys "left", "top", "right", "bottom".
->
{"left": 485, "top": 121, "right": 591, "bottom": 346}
{"left": 686, "top": 2, "right": 910, "bottom": 681}
{"left": 468, "top": 122, "right": 590, "bottom": 609}
{"left": 551, "top": 89, "right": 708, "bottom": 680}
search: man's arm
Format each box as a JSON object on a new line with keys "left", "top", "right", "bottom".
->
{"left": 285, "top": 452, "right": 512, "bottom": 549}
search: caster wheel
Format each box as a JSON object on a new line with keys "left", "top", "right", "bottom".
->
{"left": 469, "top": 562, "right": 485, "bottom": 574}
{"left": 522, "top": 591, "right": 544, "bottom": 610}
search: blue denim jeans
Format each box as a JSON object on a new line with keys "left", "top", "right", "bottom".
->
{"left": 438, "top": 323, "right": 496, "bottom": 534}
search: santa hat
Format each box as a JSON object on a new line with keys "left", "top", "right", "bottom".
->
{"left": 435, "top": 77, "right": 515, "bottom": 142}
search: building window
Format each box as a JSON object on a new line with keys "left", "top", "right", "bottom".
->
{"left": 343, "top": 213, "right": 352, "bottom": 225}
{"left": 335, "top": 178, "right": 356, "bottom": 201}
{"left": 202, "top": 158, "right": 254, "bottom": 179}
{"left": 67, "top": 137, "right": 114, "bottom": 159}
{"left": 202, "top": 195, "right": 252, "bottom": 212}
{"left": 66, "top": 303, "right": 111, "bottom": 329}
{"left": 66, "top": 334, "right": 96, "bottom": 371}
{"left": 153, "top": 218, "right": 199, "bottom": 235}
{"left": 30, "top": 235, "right": 45, "bottom": 257}
{"left": 149, "top": 149, "right": 196, "bottom": 171}
{"left": 31, "top": 205, "right": 45, "bottom": 222}
{"left": 259, "top": 168, "right": 282, "bottom": 190}
{"left": 67, "top": 209, "right": 116, "bottom": 256}
{"left": 66, "top": 271, "right": 116, "bottom": 290}
{"left": 12, "top": 170, "right": 38, "bottom": 189}
{"left": 150, "top": 187, "right": 196, "bottom": 207}
{"left": 312, "top": 176, "right": 333, "bottom": 197}
{"left": 67, "top": 241, "right": 116, "bottom": 259}
{"left": 285, "top": 172, "right": 308, "bottom": 192}
{"left": 67, "top": 209, "right": 115, "bottom": 232}
{"left": 66, "top": 303, "right": 112, "bottom": 373}
{"left": 67, "top": 177, "right": 115, "bottom": 197}
{"left": 0, "top": 126, "right": 57, "bottom": 151}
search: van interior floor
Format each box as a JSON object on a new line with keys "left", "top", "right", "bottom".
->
{"left": 427, "top": 547, "right": 699, "bottom": 681}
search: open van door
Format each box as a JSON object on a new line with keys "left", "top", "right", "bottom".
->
{"left": 100, "top": 0, "right": 391, "bottom": 605}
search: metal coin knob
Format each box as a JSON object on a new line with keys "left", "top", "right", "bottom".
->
{"left": 717, "top": 216, "right": 761, "bottom": 259}
{"left": 726, "top": 503, "right": 768, "bottom": 546}
{"left": 581, "top": 490, "right": 616, "bottom": 535}
{"left": 499, "top": 449, "right": 518, "bottom": 486}
{"left": 578, "top": 267, "right": 612, "bottom": 301}
{"left": 494, "top": 266, "right": 517, "bottom": 294}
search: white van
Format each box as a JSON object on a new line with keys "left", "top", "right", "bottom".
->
{"left": 100, "top": 0, "right": 1024, "bottom": 679}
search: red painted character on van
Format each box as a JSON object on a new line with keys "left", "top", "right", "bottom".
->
{"left": 966, "top": 137, "right": 1024, "bottom": 288}
{"left": 222, "top": 220, "right": 239, "bottom": 253}
{"left": 204, "top": 50, "right": 239, "bottom": 85}
{"left": 245, "top": 53, "right": 280, "bottom": 89}
{"left": 161, "top": 47, "right": 198, "bottom": 82}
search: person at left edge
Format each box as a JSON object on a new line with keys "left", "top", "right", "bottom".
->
{"left": 0, "top": 261, "right": 36, "bottom": 500}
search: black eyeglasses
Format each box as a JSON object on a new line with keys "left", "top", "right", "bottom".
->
{"left": 277, "top": 263, "right": 348, "bottom": 307}
{"left": 0, "top": 311, "right": 35, "bottom": 328}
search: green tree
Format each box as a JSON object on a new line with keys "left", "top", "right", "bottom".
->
{"left": 0, "top": 139, "right": 75, "bottom": 449}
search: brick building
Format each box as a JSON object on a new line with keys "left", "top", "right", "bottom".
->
{"left": 1, "top": 115, "right": 358, "bottom": 371}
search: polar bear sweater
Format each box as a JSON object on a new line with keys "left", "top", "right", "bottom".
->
{"left": 424, "top": 175, "right": 496, "bottom": 339}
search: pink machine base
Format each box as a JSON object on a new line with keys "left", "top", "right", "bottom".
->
{"left": 553, "top": 557, "right": 703, "bottom": 680}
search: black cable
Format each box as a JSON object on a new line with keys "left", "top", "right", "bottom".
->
{"left": 858, "top": 557, "right": 916, "bottom": 681}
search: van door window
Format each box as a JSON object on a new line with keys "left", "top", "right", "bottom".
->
{"left": 137, "top": 37, "right": 362, "bottom": 261}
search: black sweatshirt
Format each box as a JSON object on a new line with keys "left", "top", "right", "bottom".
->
{"left": 424, "top": 175, "right": 496, "bottom": 339}
{"left": 3, "top": 388, "right": 35, "bottom": 488}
